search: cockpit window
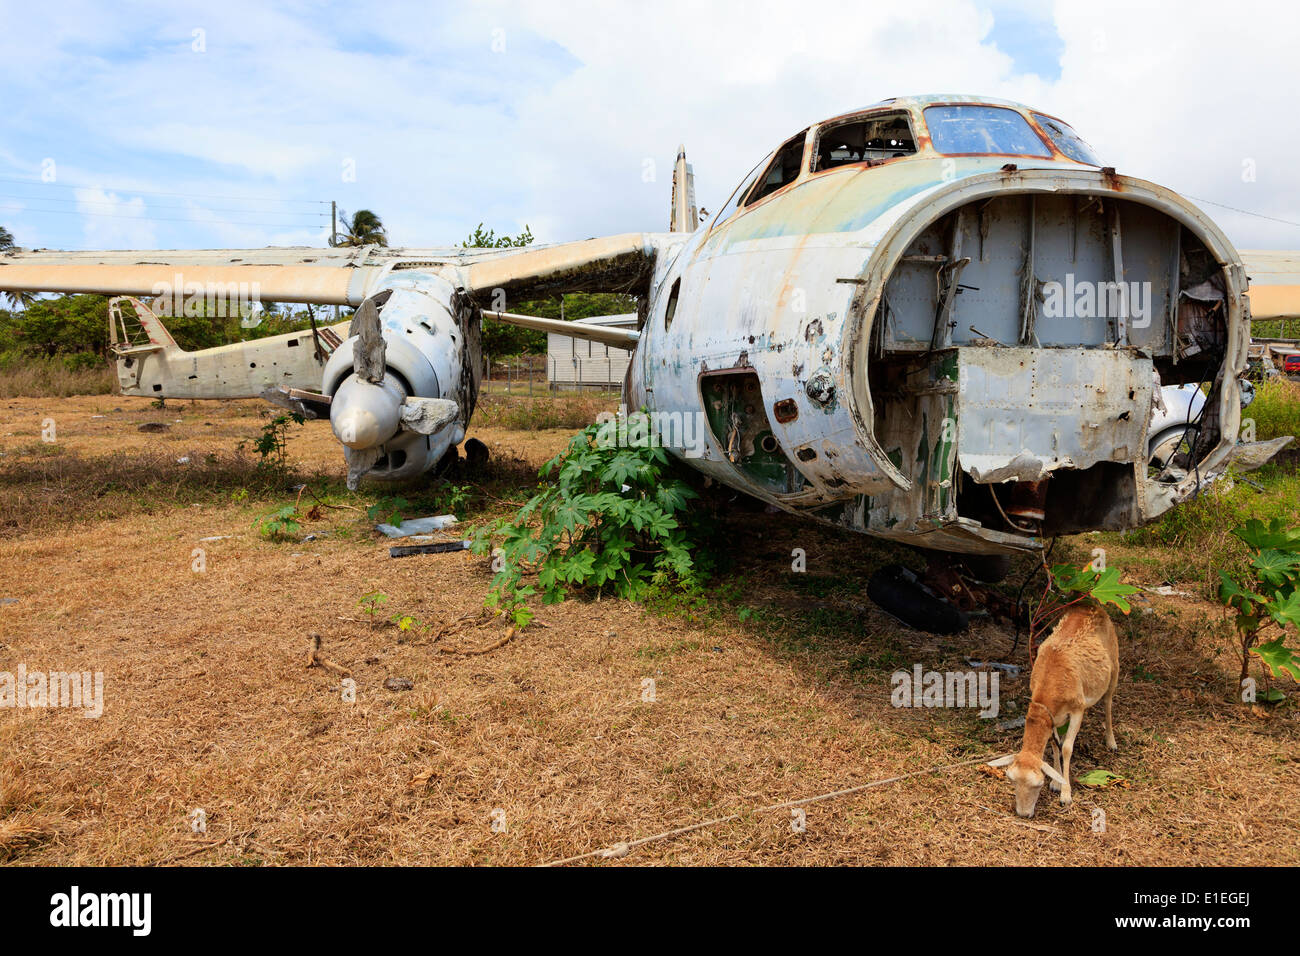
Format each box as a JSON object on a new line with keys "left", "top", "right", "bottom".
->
{"left": 744, "top": 130, "right": 807, "bottom": 206}
{"left": 711, "top": 152, "right": 770, "bottom": 229}
{"left": 923, "top": 105, "right": 1052, "bottom": 158}
{"left": 812, "top": 111, "right": 916, "bottom": 171}
{"left": 1031, "top": 112, "right": 1100, "bottom": 165}
{"left": 712, "top": 153, "right": 769, "bottom": 227}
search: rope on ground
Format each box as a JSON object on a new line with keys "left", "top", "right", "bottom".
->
{"left": 540, "top": 753, "right": 997, "bottom": 866}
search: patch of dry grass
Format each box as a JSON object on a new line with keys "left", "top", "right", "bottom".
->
{"left": 474, "top": 392, "right": 616, "bottom": 431}
{"left": 0, "top": 359, "right": 116, "bottom": 398}
{"left": 0, "top": 393, "right": 1296, "bottom": 866}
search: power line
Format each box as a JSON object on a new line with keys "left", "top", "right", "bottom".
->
{"left": 1181, "top": 193, "right": 1300, "bottom": 231}
{"left": 0, "top": 203, "right": 329, "bottom": 228}
{"left": 0, "top": 175, "right": 328, "bottom": 205}
{"left": 0, "top": 192, "right": 327, "bottom": 218}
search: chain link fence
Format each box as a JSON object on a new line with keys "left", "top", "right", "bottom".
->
{"left": 480, "top": 354, "right": 622, "bottom": 395}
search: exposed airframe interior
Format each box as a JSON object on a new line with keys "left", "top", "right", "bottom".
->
{"left": 866, "top": 192, "right": 1230, "bottom": 539}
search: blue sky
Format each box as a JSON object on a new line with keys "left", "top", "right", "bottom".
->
{"left": 2, "top": 0, "right": 1298, "bottom": 252}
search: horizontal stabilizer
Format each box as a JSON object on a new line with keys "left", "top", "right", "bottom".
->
{"left": 1242, "top": 250, "right": 1300, "bottom": 320}
{"left": 484, "top": 310, "right": 640, "bottom": 349}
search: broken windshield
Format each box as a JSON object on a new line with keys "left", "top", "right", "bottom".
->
{"left": 924, "top": 105, "right": 1052, "bottom": 158}
{"left": 1031, "top": 112, "right": 1100, "bottom": 165}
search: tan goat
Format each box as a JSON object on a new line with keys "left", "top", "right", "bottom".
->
{"left": 988, "top": 604, "right": 1119, "bottom": 817}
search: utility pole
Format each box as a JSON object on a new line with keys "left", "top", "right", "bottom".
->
{"left": 331, "top": 201, "right": 340, "bottom": 324}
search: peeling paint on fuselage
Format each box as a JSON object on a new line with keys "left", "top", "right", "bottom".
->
{"left": 628, "top": 106, "right": 1249, "bottom": 557}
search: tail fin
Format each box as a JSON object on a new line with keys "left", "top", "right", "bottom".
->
{"left": 669, "top": 145, "right": 698, "bottom": 232}
{"left": 108, "top": 295, "right": 176, "bottom": 349}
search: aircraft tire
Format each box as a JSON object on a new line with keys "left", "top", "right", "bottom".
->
{"left": 958, "top": 553, "right": 1012, "bottom": 584}
{"left": 463, "top": 437, "right": 490, "bottom": 468}
{"left": 867, "top": 564, "right": 969, "bottom": 634}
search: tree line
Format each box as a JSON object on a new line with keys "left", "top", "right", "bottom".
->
{"left": 0, "top": 216, "right": 637, "bottom": 371}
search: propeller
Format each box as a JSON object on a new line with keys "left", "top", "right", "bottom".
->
{"left": 328, "top": 291, "right": 459, "bottom": 489}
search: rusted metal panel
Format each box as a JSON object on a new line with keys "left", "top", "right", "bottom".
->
{"left": 956, "top": 347, "right": 1152, "bottom": 481}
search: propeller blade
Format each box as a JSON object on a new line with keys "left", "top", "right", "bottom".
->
{"left": 260, "top": 386, "right": 332, "bottom": 420}
{"left": 399, "top": 397, "right": 459, "bottom": 435}
{"left": 343, "top": 445, "right": 383, "bottom": 491}
{"left": 349, "top": 296, "right": 386, "bottom": 384}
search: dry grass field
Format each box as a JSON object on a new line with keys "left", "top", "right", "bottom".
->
{"left": 0, "top": 391, "right": 1297, "bottom": 866}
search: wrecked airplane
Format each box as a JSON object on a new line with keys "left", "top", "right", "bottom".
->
{"left": 2, "top": 95, "right": 1294, "bottom": 584}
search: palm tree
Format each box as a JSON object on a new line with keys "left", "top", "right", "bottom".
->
{"left": 0, "top": 225, "right": 33, "bottom": 309}
{"left": 332, "top": 209, "right": 388, "bottom": 247}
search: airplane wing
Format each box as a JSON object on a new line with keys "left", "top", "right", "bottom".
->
{"left": 1242, "top": 250, "right": 1300, "bottom": 320}
{"left": 0, "top": 234, "right": 669, "bottom": 308}
{"left": 0, "top": 245, "right": 390, "bottom": 306}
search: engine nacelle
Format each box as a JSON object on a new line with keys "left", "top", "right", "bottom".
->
{"left": 321, "top": 271, "right": 474, "bottom": 483}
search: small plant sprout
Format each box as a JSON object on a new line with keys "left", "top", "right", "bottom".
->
{"left": 256, "top": 504, "right": 302, "bottom": 542}
{"left": 391, "top": 613, "right": 420, "bottom": 639}
{"left": 240, "top": 411, "right": 304, "bottom": 475}
{"left": 357, "top": 592, "right": 389, "bottom": 629}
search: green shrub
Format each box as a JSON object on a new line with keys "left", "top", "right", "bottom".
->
{"left": 1216, "top": 518, "right": 1300, "bottom": 689}
{"left": 473, "top": 421, "right": 712, "bottom": 628}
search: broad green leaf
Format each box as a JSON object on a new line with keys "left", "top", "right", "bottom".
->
{"left": 1251, "top": 637, "right": 1300, "bottom": 681}
{"left": 1234, "top": 517, "right": 1300, "bottom": 552}
{"left": 1088, "top": 566, "right": 1139, "bottom": 614}
{"left": 1267, "top": 589, "right": 1300, "bottom": 629}
{"left": 1077, "top": 769, "right": 1126, "bottom": 788}
{"left": 1251, "top": 549, "right": 1300, "bottom": 589}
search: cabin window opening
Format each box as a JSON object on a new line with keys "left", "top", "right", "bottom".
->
{"left": 744, "top": 130, "right": 807, "bottom": 206}
{"left": 712, "top": 154, "right": 770, "bottom": 229}
{"left": 812, "top": 111, "right": 916, "bottom": 171}
{"left": 664, "top": 278, "right": 681, "bottom": 330}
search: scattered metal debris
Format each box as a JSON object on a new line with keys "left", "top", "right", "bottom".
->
{"left": 375, "top": 515, "right": 458, "bottom": 538}
{"left": 966, "top": 658, "right": 1022, "bottom": 678}
{"left": 389, "top": 540, "right": 472, "bottom": 558}
{"left": 1139, "top": 584, "right": 1193, "bottom": 597}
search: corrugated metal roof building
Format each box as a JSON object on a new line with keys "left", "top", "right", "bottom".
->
{"left": 546, "top": 313, "right": 638, "bottom": 388}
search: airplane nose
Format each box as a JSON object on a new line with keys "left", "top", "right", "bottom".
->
{"left": 330, "top": 375, "right": 402, "bottom": 449}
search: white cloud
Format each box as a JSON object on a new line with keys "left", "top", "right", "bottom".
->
{"left": 1, "top": 0, "right": 1298, "bottom": 251}
{"left": 74, "top": 187, "right": 156, "bottom": 248}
